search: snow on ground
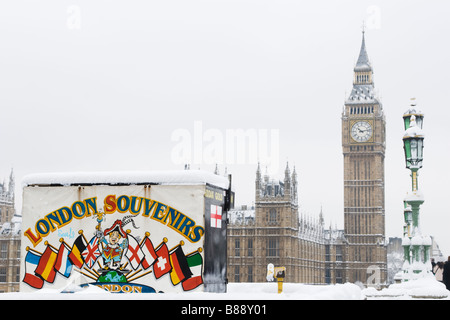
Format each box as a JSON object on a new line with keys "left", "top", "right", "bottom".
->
{"left": 363, "top": 276, "right": 450, "bottom": 300}
{"left": 226, "top": 282, "right": 364, "bottom": 300}
{"left": 1, "top": 282, "right": 363, "bottom": 300}
{"left": 1, "top": 280, "right": 448, "bottom": 300}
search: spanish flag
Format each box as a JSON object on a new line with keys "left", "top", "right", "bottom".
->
{"left": 169, "top": 246, "right": 192, "bottom": 285}
{"left": 35, "top": 245, "right": 58, "bottom": 283}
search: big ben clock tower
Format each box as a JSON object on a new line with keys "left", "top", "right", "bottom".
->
{"left": 342, "top": 31, "right": 387, "bottom": 285}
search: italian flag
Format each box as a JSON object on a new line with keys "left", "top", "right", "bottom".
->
{"left": 181, "top": 251, "right": 203, "bottom": 291}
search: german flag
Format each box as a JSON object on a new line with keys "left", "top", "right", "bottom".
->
{"left": 169, "top": 246, "right": 192, "bottom": 285}
{"left": 69, "top": 234, "right": 87, "bottom": 268}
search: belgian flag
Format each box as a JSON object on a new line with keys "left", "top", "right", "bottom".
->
{"left": 169, "top": 246, "right": 193, "bottom": 285}
{"left": 69, "top": 234, "right": 87, "bottom": 268}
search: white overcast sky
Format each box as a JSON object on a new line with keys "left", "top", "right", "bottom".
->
{"left": 1, "top": 1, "right": 450, "bottom": 256}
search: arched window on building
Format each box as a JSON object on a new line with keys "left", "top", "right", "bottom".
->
{"left": 269, "top": 208, "right": 277, "bottom": 224}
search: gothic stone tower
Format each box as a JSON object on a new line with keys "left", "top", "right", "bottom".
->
{"left": 254, "top": 163, "right": 299, "bottom": 282}
{"left": 342, "top": 32, "right": 387, "bottom": 285}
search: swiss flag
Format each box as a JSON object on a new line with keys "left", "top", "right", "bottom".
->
{"left": 153, "top": 242, "right": 172, "bottom": 279}
{"left": 210, "top": 205, "right": 222, "bottom": 228}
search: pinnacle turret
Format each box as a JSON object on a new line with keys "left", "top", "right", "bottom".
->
{"left": 354, "top": 31, "right": 372, "bottom": 72}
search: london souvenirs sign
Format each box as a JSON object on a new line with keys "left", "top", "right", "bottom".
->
{"left": 20, "top": 171, "right": 231, "bottom": 293}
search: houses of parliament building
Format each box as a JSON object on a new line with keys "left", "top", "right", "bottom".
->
{"left": 227, "top": 163, "right": 349, "bottom": 284}
{"left": 0, "top": 169, "right": 20, "bottom": 293}
{"left": 227, "top": 31, "right": 388, "bottom": 285}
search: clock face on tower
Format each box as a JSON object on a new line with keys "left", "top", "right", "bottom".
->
{"left": 351, "top": 121, "right": 373, "bottom": 142}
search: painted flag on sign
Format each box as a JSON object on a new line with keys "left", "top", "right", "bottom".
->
{"left": 23, "top": 250, "right": 44, "bottom": 289}
{"left": 82, "top": 236, "right": 101, "bottom": 269}
{"left": 140, "top": 236, "right": 157, "bottom": 269}
{"left": 55, "top": 241, "right": 73, "bottom": 278}
{"left": 125, "top": 234, "right": 145, "bottom": 270}
{"left": 69, "top": 234, "right": 87, "bottom": 268}
{"left": 153, "top": 242, "right": 171, "bottom": 279}
{"left": 182, "top": 251, "right": 203, "bottom": 291}
{"left": 210, "top": 204, "right": 222, "bottom": 228}
{"left": 35, "top": 244, "right": 58, "bottom": 283}
{"left": 169, "top": 246, "right": 193, "bottom": 285}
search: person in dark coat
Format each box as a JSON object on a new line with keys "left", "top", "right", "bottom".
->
{"left": 442, "top": 256, "right": 450, "bottom": 290}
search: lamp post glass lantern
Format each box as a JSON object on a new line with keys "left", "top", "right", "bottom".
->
{"left": 403, "top": 115, "right": 424, "bottom": 192}
{"left": 403, "top": 206, "right": 412, "bottom": 224}
{"left": 403, "top": 112, "right": 424, "bottom": 130}
{"left": 403, "top": 137, "right": 424, "bottom": 169}
{"left": 403, "top": 115, "right": 424, "bottom": 170}
{"left": 403, "top": 99, "right": 424, "bottom": 130}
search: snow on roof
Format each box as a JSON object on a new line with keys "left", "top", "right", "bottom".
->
{"left": 228, "top": 208, "right": 255, "bottom": 225}
{"left": 404, "top": 190, "right": 424, "bottom": 202}
{"left": 0, "top": 217, "right": 21, "bottom": 236}
{"left": 22, "top": 170, "right": 230, "bottom": 189}
{"left": 346, "top": 84, "right": 378, "bottom": 104}
{"left": 404, "top": 115, "right": 425, "bottom": 138}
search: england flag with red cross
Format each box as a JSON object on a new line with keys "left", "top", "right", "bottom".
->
{"left": 210, "top": 204, "right": 222, "bottom": 228}
{"left": 125, "top": 234, "right": 145, "bottom": 270}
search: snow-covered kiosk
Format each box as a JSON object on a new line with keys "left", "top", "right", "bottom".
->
{"left": 20, "top": 170, "right": 233, "bottom": 293}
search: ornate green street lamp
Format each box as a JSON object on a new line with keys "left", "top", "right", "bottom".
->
{"left": 401, "top": 104, "right": 431, "bottom": 279}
